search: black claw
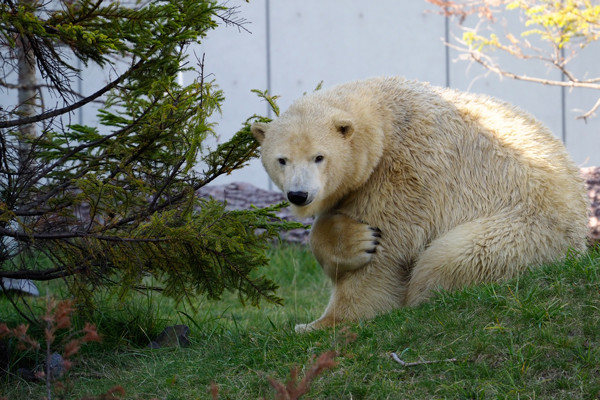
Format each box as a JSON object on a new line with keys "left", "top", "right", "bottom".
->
{"left": 366, "top": 248, "right": 377, "bottom": 254}
{"left": 369, "top": 227, "right": 382, "bottom": 237}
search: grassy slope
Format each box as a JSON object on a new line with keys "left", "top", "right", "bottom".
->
{"left": 1, "top": 245, "right": 599, "bottom": 399}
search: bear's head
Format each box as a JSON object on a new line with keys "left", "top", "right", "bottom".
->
{"left": 251, "top": 99, "right": 384, "bottom": 218}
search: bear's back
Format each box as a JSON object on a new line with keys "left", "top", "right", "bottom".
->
{"left": 333, "top": 77, "right": 588, "bottom": 255}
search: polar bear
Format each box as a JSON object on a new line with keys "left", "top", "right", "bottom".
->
{"left": 251, "top": 77, "right": 588, "bottom": 332}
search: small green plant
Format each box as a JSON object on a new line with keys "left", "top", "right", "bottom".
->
{"left": 0, "top": 298, "right": 113, "bottom": 400}
{"left": 265, "top": 350, "right": 338, "bottom": 400}
{"left": 209, "top": 350, "right": 339, "bottom": 400}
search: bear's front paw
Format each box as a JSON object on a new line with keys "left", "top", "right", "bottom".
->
{"left": 347, "top": 225, "right": 380, "bottom": 261}
{"left": 311, "top": 213, "right": 382, "bottom": 277}
{"left": 338, "top": 224, "right": 381, "bottom": 270}
{"left": 365, "top": 227, "right": 382, "bottom": 254}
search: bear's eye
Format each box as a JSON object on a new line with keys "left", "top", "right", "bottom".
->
{"left": 315, "top": 155, "right": 324, "bottom": 163}
{"left": 277, "top": 158, "right": 286, "bottom": 166}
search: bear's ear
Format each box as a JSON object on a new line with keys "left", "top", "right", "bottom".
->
{"left": 334, "top": 119, "right": 354, "bottom": 138}
{"left": 251, "top": 122, "right": 269, "bottom": 144}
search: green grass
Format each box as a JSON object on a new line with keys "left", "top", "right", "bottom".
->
{"left": 1, "top": 245, "right": 599, "bottom": 399}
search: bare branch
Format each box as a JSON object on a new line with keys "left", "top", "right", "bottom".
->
{"left": 468, "top": 50, "right": 600, "bottom": 90}
{"left": 0, "top": 226, "right": 171, "bottom": 242}
{"left": 435, "top": 1, "right": 600, "bottom": 119}
{"left": 425, "top": 0, "right": 501, "bottom": 22}
{"left": 390, "top": 352, "right": 458, "bottom": 367}
{"left": 576, "top": 97, "right": 600, "bottom": 122}
{"left": 0, "top": 266, "right": 86, "bottom": 281}
{"left": 216, "top": 6, "right": 251, "bottom": 34}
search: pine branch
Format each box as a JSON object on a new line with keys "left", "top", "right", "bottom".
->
{"left": 0, "top": 266, "right": 85, "bottom": 281}
{"left": 0, "top": 58, "right": 144, "bottom": 129}
{"left": 0, "top": 0, "right": 290, "bottom": 313}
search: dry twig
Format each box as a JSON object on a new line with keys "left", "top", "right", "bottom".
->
{"left": 390, "top": 352, "right": 458, "bottom": 367}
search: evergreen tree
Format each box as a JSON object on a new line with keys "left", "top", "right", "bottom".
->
{"left": 0, "top": 0, "right": 299, "bottom": 316}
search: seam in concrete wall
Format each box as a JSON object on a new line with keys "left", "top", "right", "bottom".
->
{"left": 561, "top": 46, "right": 567, "bottom": 144}
{"left": 445, "top": 14, "right": 450, "bottom": 88}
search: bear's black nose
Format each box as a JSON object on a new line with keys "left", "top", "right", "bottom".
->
{"left": 287, "top": 191, "right": 309, "bottom": 205}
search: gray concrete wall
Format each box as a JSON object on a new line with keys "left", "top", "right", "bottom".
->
{"left": 196, "top": 1, "right": 600, "bottom": 189}
{"left": 3, "top": 1, "right": 598, "bottom": 190}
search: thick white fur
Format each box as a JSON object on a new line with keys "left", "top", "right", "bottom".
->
{"left": 252, "top": 77, "right": 589, "bottom": 332}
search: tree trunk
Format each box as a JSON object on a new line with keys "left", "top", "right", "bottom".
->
{"left": 16, "top": 0, "right": 37, "bottom": 172}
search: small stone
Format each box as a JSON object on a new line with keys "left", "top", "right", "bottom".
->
{"left": 0, "top": 278, "right": 39, "bottom": 296}
{"left": 196, "top": 182, "right": 312, "bottom": 244}
{"left": 17, "top": 367, "right": 38, "bottom": 382}
{"left": 46, "top": 352, "right": 65, "bottom": 380}
{"left": 582, "top": 167, "right": 600, "bottom": 244}
{"left": 150, "top": 325, "right": 190, "bottom": 349}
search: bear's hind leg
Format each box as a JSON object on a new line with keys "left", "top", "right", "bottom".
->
{"left": 405, "top": 213, "right": 570, "bottom": 306}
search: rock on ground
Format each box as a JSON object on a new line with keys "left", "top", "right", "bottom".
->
{"left": 149, "top": 325, "right": 191, "bottom": 349}
{"left": 198, "top": 166, "right": 600, "bottom": 246}
{"left": 582, "top": 167, "right": 600, "bottom": 244}
{"left": 197, "top": 182, "right": 313, "bottom": 244}
{"left": 0, "top": 278, "right": 39, "bottom": 296}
